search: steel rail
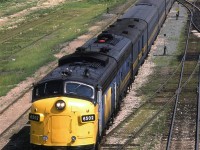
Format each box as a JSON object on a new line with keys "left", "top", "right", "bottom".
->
{"left": 101, "top": 55, "right": 200, "bottom": 149}
{"left": 118, "top": 59, "right": 200, "bottom": 149}
{"left": 0, "top": 87, "right": 32, "bottom": 115}
{"left": 195, "top": 55, "right": 200, "bottom": 150}
{"left": 117, "top": 95, "right": 176, "bottom": 150}
{"left": 186, "top": 0, "right": 200, "bottom": 32}
{"left": 0, "top": 107, "right": 30, "bottom": 138}
{"left": 114, "top": 1, "right": 200, "bottom": 149}
{"left": 103, "top": 1, "right": 198, "bottom": 148}
{"left": 102, "top": 58, "right": 199, "bottom": 149}
{"left": 105, "top": 61, "right": 183, "bottom": 138}
{"left": 166, "top": 1, "right": 193, "bottom": 149}
{"left": 101, "top": 2, "right": 199, "bottom": 149}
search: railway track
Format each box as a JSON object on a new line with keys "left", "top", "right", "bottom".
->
{"left": 178, "top": 0, "right": 200, "bottom": 31}
{"left": 0, "top": 110, "right": 31, "bottom": 150}
{"left": 164, "top": 0, "right": 200, "bottom": 149}
{"left": 190, "top": 0, "right": 200, "bottom": 32}
{"left": 196, "top": 64, "right": 200, "bottom": 150}
{"left": 100, "top": 64, "right": 183, "bottom": 149}
{"left": 101, "top": 1, "right": 200, "bottom": 149}
{"left": 100, "top": 63, "right": 199, "bottom": 149}
{"left": 193, "top": 1, "right": 200, "bottom": 31}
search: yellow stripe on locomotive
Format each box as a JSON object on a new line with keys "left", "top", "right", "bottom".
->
{"left": 104, "top": 87, "right": 112, "bottom": 123}
{"left": 29, "top": 97, "right": 98, "bottom": 147}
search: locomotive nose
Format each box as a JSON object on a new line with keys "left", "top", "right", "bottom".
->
{"left": 30, "top": 97, "right": 97, "bottom": 148}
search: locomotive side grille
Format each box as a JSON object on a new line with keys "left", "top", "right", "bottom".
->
{"left": 109, "top": 38, "right": 120, "bottom": 45}
{"left": 89, "top": 63, "right": 101, "bottom": 69}
{"left": 69, "top": 62, "right": 101, "bottom": 69}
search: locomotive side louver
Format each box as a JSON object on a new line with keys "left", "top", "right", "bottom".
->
{"left": 135, "top": 3, "right": 152, "bottom": 6}
{"left": 128, "top": 25, "right": 135, "bottom": 28}
{"left": 122, "top": 31, "right": 128, "bottom": 34}
{"left": 83, "top": 68, "right": 90, "bottom": 77}
{"left": 134, "top": 18, "right": 139, "bottom": 22}
{"left": 102, "top": 31, "right": 108, "bottom": 34}
{"left": 76, "top": 47, "right": 86, "bottom": 53}
{"left": 109, "top": 25, "right": 115, "bottom": 28}
{"left": 61, "top": 68, "right": 72, "bottom": 76}
{"left": 100, "top": 47, "right": 111, "bottom": 53}
{"left": 58, "top": 52, "right": 109, "bottom": 67}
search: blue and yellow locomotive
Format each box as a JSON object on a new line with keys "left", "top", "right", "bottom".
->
{"left": 29, "top": 0, "right": 174, "bottom": 149}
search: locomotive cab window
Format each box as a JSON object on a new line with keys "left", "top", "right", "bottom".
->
{"left": 64, "top": 81, "right": 94, "bottom": 100}
{"left": 33, "top": 80, "right": 63, "bottom": 101}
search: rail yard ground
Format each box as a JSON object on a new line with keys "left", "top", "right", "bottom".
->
{"left": 0, "top": 0, "right": 138, "bottom": 149}
{"left": 1, "top": 0, "right": 200, "bottom": 150}
{"left": 0, "top": 0, "right": 137, "bottom": 97}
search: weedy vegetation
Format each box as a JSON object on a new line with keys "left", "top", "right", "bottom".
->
{"left": 0, "top": 0, "right": 129, "bottom": 97}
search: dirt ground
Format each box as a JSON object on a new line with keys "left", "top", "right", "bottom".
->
{"left": 0, "top": 0, "right": 65, "bottom": 27}
{"left": 0, "top": 0, "right": 72, "bottom": 110}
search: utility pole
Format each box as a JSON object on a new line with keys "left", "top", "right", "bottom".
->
{"left": 176, "top": 2, "right": 180, "bottom": 20}
{"left": 163, "top": 34, "right": 167, "bottom": 55}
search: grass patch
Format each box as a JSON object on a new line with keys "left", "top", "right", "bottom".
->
{"left": 137, "top": 24, "right": 188, "bottom": 97}
{"left": 0, "top": 0, "right": 38, "bottom": 17}
{"left": 134, "top": 107, "right": 171, "bottom": 150}
{"left": 128, "top": 15, "right": 186, "bottom": 148}
{"left": 0, "top": 0, "right": 129, "bottom": 97}
{"left": 133, "top": 19, "right": 193, "bottom": 149}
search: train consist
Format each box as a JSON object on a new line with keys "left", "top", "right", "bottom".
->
{"left": 29, "top": 0, "right": 174, "bottom": 149}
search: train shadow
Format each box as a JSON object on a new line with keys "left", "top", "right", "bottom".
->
{"left": 2, "top": 124, "right": 31, "bottom": 150}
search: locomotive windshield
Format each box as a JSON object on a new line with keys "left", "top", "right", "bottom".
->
{"left": 64, "top": 81, "right": 94, "bottom": 100}
{"left": 32, "top": 80, "right": 63, "bottom": 101}
{"left": 32, "top": 80, "right": 94, "bottom": 101}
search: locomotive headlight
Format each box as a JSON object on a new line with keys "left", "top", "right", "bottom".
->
{"left": 55, "top": 100, "right": 66, "bottom": 110}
